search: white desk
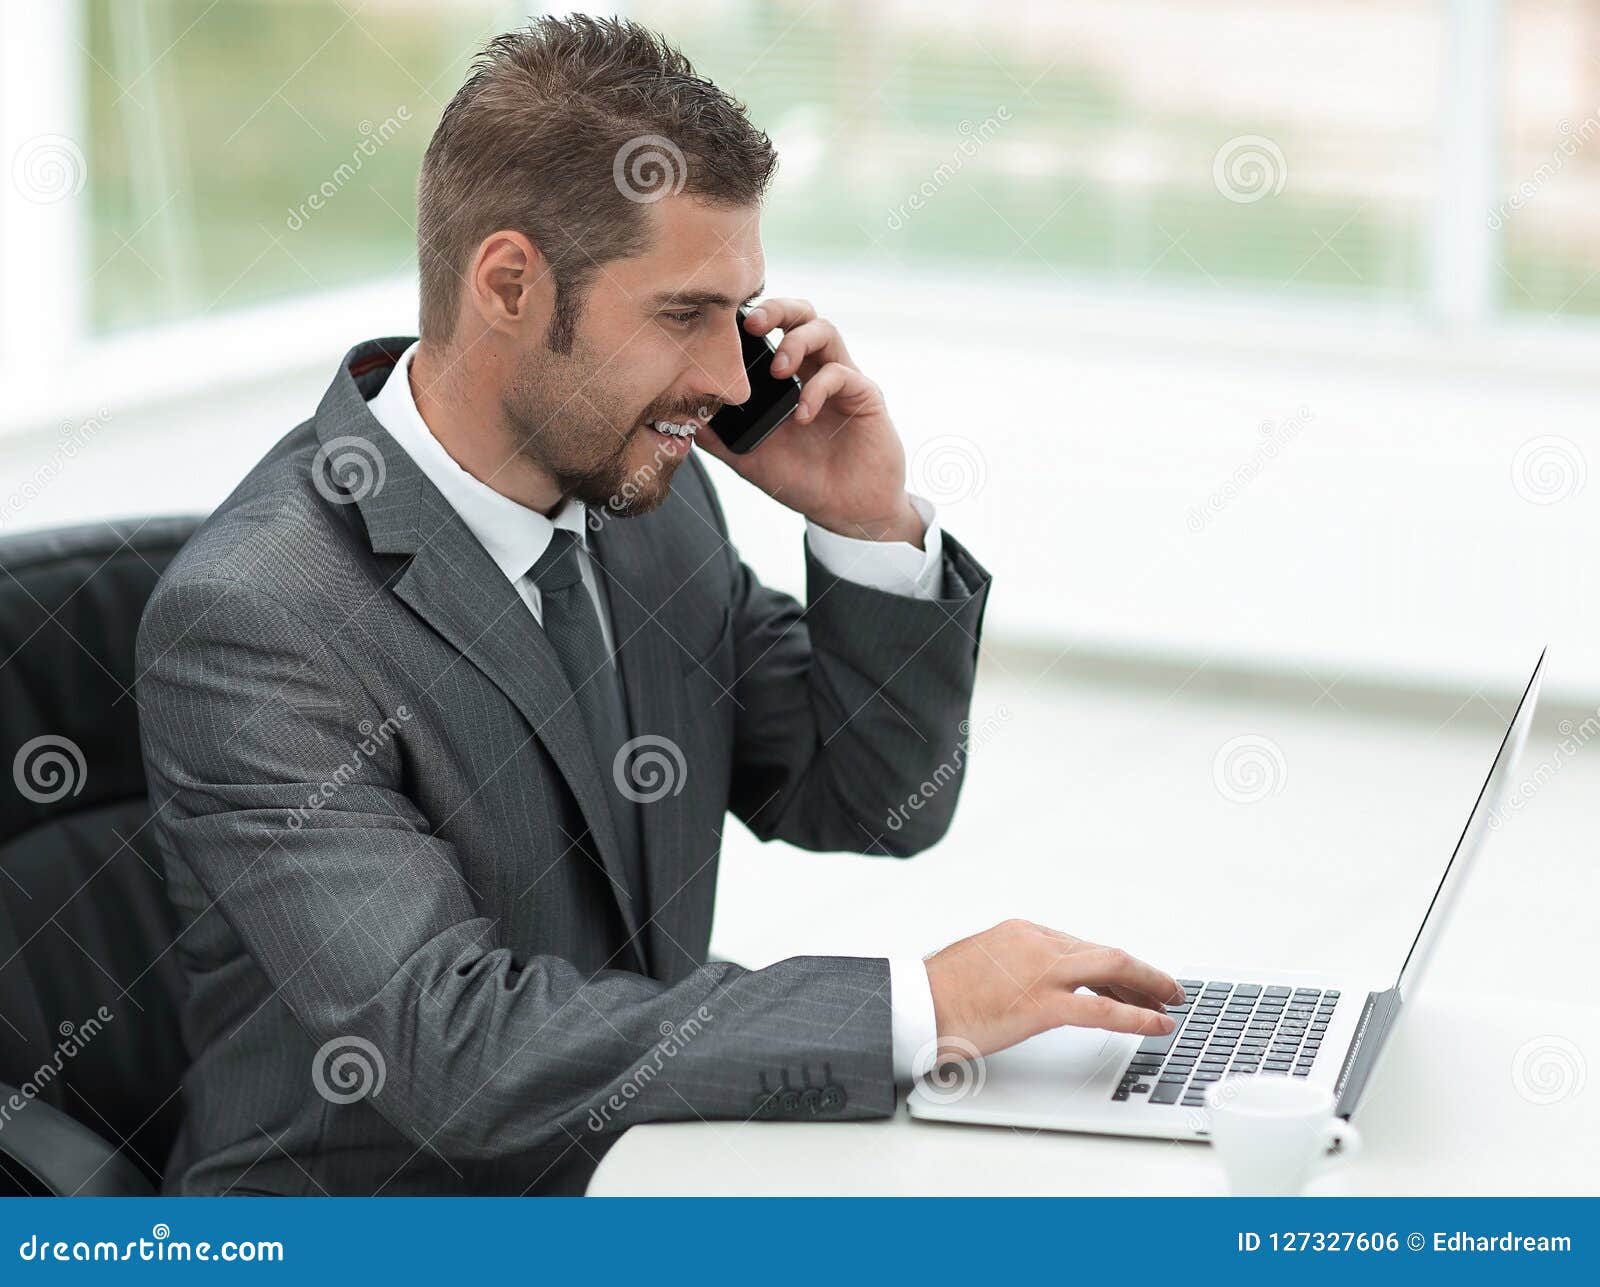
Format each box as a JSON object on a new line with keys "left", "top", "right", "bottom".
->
{"left": 590, "top": 660, "right": 1599, "bottom": 1196}
{"left": 590, "top": 994, "right": 1596, "bottom": 1195}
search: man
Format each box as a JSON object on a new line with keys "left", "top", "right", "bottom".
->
{"left": 137, "top": 15, "right": 1181, "bottom": 1196}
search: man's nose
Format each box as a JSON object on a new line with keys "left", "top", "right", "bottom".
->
{"left": 690, "top": 323, "right": 751, "bottom": 410}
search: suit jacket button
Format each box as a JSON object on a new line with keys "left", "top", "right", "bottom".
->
{"left": 778, "top": 1089, "right": 800, "bottom": 1114}
{"left": 820, "top": 1085, "right": 846, "bottom": 1112}
{"left": 800, "top": 1088, "right": 822, "bottom": 1115}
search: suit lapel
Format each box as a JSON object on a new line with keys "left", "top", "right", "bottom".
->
{"left": 316, "top": 341, "right": 649, "bottom": 974}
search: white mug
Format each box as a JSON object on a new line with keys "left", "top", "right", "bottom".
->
{"left": 1204, "top": 1075, "right": 1361, "bottom": 1196}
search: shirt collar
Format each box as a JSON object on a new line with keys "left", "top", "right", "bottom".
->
{"left": 366, "top": 340, "right": 590, "bottom": 583}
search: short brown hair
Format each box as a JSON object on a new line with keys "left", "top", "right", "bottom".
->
{"left": 416, "top": 14, "right": 778, "bottom": 352}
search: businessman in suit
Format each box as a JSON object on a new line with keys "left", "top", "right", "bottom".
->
{"left": 137, "top": 15, "right": 1182, "bottom": 1196}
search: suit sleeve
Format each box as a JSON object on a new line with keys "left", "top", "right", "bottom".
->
{"left": 712, "top": 503, "right": 993, "bottom": 857}
{"left": 136, "top": 577, "right": 897, "bottom": 1164}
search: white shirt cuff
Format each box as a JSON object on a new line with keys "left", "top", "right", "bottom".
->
{"left": 888, "top": 955, "right": 939, "bottom": 1084}
{"left": 805, "top": 494, "right": 944, "bottom": 600}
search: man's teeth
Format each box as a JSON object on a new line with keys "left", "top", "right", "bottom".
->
{"left": 650, "top": 420, "right": 697, "bottom": 438}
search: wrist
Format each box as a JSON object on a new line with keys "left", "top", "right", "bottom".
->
{"left": 811, "top": 493, "right": 923, "bottom": 547}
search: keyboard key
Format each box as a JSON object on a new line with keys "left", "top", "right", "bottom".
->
{"left": 1265, "top": 986, "right": 1291, "bottom": 997}
{"left": 1233, "top": 984, "right": 1262, "bottom": 996}
{"left": 1149, "top": 1083, "right": 1183, "bottom": 1104}
{"left": 1137, "top": 1032, "right": 1177, "bottom": 1055}
{"left": 1325, "top": 990, "right": 1340, "bottom": 999}
{"left": 1131, "top": 1083, "right": 1150, "bottom": 1093}
{"left": 1292, "top": 1069, "right": 1311, "bottom": 1076}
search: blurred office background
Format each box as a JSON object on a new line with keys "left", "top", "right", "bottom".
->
{"left": 1, "top": 3, "right": 1595, "bottom": 1004}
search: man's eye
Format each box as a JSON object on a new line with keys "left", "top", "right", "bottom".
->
{"left": 664, "top": 309, "right": 701, "bottom": 326}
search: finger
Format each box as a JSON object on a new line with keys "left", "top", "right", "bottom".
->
{"left": 1054, "top": 990, "right": 1176, "bottom": 1036}
{"left": 1050, "top": 944, "right": 1185, "bottom": 1006}
{"left": 1090, "top": 984, "right": 1173, "bottom": 1015}
{"left": 793, "top": 360, "right": 870, "bottom": 425}
{"left": 745, "top": 297, "right": 817, "bottom": 336}
{"left": 769, "top": 317, "right": 848, "bottom": 378}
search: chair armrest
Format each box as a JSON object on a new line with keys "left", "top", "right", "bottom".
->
{"left": 0, "top": 1082, "right": 154, "bottom": 1196}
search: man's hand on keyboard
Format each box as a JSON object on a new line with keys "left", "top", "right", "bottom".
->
{"left": 923, "top": 919, "right": 1185, "bottom": 1062}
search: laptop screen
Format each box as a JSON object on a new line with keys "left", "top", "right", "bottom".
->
{"left": 1393, "top": 650, "right": 1545, "bottom": 1002}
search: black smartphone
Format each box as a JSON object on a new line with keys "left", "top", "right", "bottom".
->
{"left": 708, "top": 308, "right": 802, "bottom": 454}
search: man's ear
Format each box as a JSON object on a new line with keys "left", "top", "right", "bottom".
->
{"left": 467, "top": 230, "right": 552, "bottom": 337}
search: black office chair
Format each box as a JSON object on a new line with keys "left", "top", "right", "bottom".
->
{"left": 0, "top": 516, "right": 201, "bottom": 1196}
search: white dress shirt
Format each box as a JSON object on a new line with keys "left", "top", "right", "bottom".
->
{"left": 368, "top": 341, "right": 940, "bottom": 1084}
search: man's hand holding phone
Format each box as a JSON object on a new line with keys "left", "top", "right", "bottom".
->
{"left": 694, "top": 298, "right": 925, "bottom": 548}
{"left": 695, "top": 303, "right": 1187, "bottom": 1063}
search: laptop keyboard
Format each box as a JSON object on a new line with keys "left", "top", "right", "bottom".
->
{"left": 1113, "top": 980, "right": 1339, "bottom": 1108}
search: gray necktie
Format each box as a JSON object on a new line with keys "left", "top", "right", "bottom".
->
{"left": 526, "top": 530, "right": 646, "bottom": 919}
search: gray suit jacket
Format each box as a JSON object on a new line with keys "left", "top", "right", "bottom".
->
{"left": 136, "top": 338, "right": 991, "bottom": 1195}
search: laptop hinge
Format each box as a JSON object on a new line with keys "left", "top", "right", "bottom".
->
{"left": 1332, "top": 986, "right": 1402, "bottom": 1119}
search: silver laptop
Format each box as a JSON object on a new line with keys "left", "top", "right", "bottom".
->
{"left": 908, "top": 650, "right": 1545, "bottom": 1139}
